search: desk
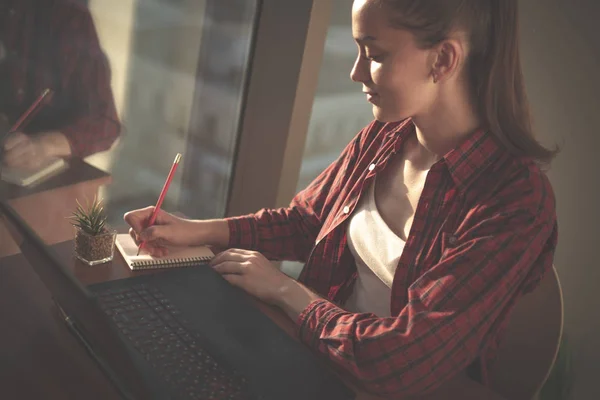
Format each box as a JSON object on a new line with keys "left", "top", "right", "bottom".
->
{"left": 0, "top": 159, "right": 110, "bottom": 257}
{"left": 0, "top": 239, "right": 505, "bottom": 400}
{"left": 0, "top": 245, "right": 123, "bottom": 399}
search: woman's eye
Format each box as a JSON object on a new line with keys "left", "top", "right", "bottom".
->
{"left": 364, "top": 54, "right": 383, "bottom": 62}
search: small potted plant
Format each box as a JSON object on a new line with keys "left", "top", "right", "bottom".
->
{"left": 69, "top": 196, "right": 116, "bottom": 266}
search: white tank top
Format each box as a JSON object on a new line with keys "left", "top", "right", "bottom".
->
{"left": 345, "top": 178, "right": 406, "bottom": 317}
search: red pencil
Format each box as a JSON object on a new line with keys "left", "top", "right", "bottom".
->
{"left": 9, "top": 88, "right": 53, "bottom": 133}
{"left": 137, "top": 153, "right": 183, "bottom": 255}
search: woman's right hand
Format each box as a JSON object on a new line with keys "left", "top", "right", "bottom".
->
{"left": 123, "top": 206, "right": 202, "bottom": 257}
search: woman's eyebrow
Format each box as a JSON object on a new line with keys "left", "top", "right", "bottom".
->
{"left": 354, "top": 35, "right": 377, "bottom": 43}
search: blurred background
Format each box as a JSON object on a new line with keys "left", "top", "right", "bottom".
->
{"left": 1, "top": 0, "right": 597, "bottom": 398}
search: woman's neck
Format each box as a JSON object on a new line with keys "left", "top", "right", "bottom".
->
{"left": 410, "top": 80, "right": 482, "bottom": 161}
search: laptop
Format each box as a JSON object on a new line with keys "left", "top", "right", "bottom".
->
{"left": 0, "top": 200, "right": 356, "bottom": 400}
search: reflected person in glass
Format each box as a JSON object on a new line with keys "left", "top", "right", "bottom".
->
{"left": 124, "top": 0, "right": 558, "bottom": 397}
{"left": 0, "top": 0, "right": 120, "bottom": 170}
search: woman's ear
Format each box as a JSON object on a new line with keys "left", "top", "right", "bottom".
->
{"left": 430, "top": 37, "right": 465, "bottom": 83}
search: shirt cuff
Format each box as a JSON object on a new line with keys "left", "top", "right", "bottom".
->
{"left": 60, "top": 118, "right": 120, "bottom": 158}
{"left": 296, "top": 298, "right": 340, "bottom": 346}
{"left": 225, "top": 215, "right": 259, "bottom": 249}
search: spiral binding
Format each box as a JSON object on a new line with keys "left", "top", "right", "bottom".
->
{"left": 131, "top": 256, "right": 212, "bottom": 270}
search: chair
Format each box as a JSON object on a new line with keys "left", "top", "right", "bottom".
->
{"left": 488, "top": 265, "right": 564, "bottom": 400}
{"left": 407, "top": 267, "right": 563, "bottom": 400}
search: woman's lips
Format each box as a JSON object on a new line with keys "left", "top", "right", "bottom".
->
{"left": 364, "top": 92, "right": 378, "bottom": 103}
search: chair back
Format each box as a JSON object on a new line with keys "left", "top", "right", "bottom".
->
{"left": 488, "top": 266, "right": 564, "bottom": 400}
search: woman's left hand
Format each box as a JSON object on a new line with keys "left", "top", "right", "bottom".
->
{"left": 209, "top": 249, "right": 295, "bottom": 306}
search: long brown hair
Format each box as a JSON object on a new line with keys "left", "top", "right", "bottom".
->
{"left": 378, "top": 0, "right": 558, "bottom": 164}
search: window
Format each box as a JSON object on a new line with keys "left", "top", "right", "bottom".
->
{"left": 87, "top": 0, "right": 259, "bottom": 224}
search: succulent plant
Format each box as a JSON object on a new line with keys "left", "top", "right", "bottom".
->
{"left": 68, "top": 196, "right": 108, "bottom": 236}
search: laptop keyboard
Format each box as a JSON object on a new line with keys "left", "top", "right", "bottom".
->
{"left": 95, "top": 283, "right": 255, "bottom": 400}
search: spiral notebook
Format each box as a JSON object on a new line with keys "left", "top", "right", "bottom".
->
{"left": 115, "top": 234, "right": 214, "bottom": 270}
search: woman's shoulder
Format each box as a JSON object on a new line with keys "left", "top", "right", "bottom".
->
{"left": 472, "top": 155, "right": 556, "bottom": 220}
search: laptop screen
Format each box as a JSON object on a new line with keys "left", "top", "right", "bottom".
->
{"left": 0, "top": 200, "right": 152, "bottom": 399}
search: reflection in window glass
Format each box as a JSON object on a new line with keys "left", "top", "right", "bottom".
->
{"left": 0, "top": 0, "right": 257, "bottom": 248}
{"left": 86, "top": 0, "right": 258, "bottom": 224}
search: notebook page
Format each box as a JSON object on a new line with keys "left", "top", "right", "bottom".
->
{"left": 115, "top": 233, "right": 214, "bottom": 268}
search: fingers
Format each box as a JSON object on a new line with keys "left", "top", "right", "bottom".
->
{"left": 123, "top": 206, "right": 155, "bottom": 233}
{"left": 209, "top": 249, "right": 257, "bottom": 276}
{"left": 2, "top": 133, "right": 32, "bottom": 167}
{"left": 128, "top": 227, "right": 169, "bottom": 257}
{"left": 128, "top": 227, "right": 142, "bottom": 245}
{"left": 3, "top": 147, "right": 32, "bottom": 168}
{"left": 129, "top": 228, "right": 169, "bottom": 257}
{"left": 209, "top": 248, "right": 251, "bottom": 266}
{"left": 211, "top": 260, "right": 250, "bottom": 275}
{"left": 123, "top": 206, "right": 175, "bottom": 234}
{"left": 140, "top": 224, "right": 176, "bottom": 244}
{"left": 3, "top": 131, "right": 28, "bottom": 151}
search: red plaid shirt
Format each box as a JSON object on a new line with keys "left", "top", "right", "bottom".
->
{"left": 0, "top": 0, "right": 120, "bottom": 157}
{"left": 227, "top": 119, "right": 557, "bottom": 397}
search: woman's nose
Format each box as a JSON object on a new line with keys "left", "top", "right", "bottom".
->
{"left": 350, "top": 57, "right": 369, "bottom": 83}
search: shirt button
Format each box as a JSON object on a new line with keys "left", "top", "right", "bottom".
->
{"left": 9, "top": 9, "right": 16, "bottom": 17}
{"left": 368, "top": 163, "right": 376, "bottom": 171}
{"left": 448, "top": 235, "right": 458, "bottom": 245}
{"left": 17, "top": 88, "right": 24, "bottom": 95}
{"left": 343, "top": 206, "right": 350, "bottom": 214}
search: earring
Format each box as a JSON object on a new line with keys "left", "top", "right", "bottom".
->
{"left": 432, "top": 73, "right": 439, "bottom": 84}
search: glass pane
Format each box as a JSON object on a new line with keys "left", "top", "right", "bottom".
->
{"left": 296, "top": 0, "right": 373, "bottom": 193}
{"left": 0, "top": 0, "right": 257, "bottom": 256}
{"left": 282, "top": 0, "right": 373, "bottom": 277}
{"left": 88, "top": 0, "right": 259, "bottom": 224}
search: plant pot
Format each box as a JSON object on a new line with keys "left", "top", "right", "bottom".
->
{"left": 74, "top": 228, "right": 117, "bottom": 266}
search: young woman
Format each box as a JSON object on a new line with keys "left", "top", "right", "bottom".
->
{"left": 124, "top": 0, "right": 558, "bottom": 397}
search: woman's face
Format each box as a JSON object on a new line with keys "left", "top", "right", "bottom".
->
{"left": 351, "top": 0, "right": 438, "bottom": 122}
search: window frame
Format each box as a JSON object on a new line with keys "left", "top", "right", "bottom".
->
{"left": 223, "top": 0, "right": 333, "bottom": 216}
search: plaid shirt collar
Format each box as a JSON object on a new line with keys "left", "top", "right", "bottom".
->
{"left": 386, "top": 118, "right": 508, "bottom": 192}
